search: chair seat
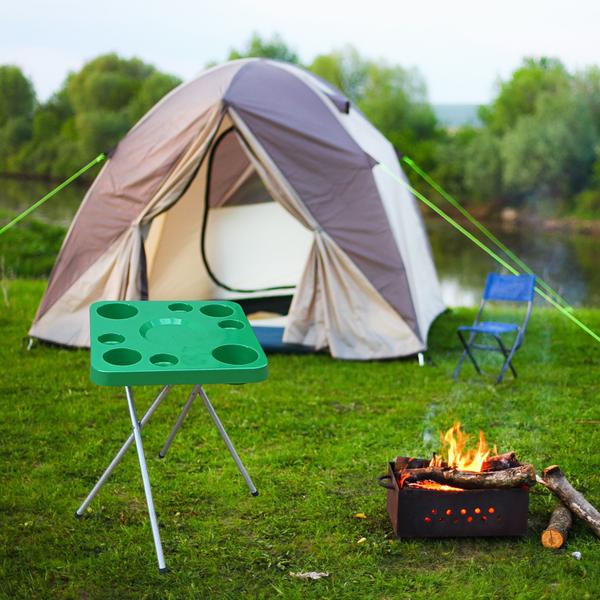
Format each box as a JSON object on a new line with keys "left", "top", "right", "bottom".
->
{"left": 458, "top": 321, "right": 519, "bottom": 336}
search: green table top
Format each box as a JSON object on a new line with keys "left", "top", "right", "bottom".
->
{"left": 90, "top": 300, "right": 268, "bottom": 386}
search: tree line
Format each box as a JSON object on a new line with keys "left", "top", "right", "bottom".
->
{"left": 2, "top": 34, "right": 600, "bottom": 218}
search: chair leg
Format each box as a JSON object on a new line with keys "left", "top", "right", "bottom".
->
{"left": 454, "top": 331, "right": 481, "bottom": 380}
{"left": 495, "top": 337, "right": 519, "bottom": 384}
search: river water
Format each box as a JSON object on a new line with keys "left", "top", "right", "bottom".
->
{"left": 2, "top": 176, "right": 600, "bottom": 308}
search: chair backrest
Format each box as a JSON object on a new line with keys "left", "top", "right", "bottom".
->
{"left": 482, "top": 273, "right": 536, "bottom": 303}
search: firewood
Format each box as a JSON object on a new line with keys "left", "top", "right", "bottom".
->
{"left": 541, "top": 504, "right": 573, "bottom": 549}
{"left": 397, "top": 464, "right": 536, "bottom": 489}
{"left": 481, "top": 452, "right": 519, "bottom": 472}
{"left": 540, "top": 465, "right": 600, "bottom": 538}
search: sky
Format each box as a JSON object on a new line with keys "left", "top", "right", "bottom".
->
{"left": 2, "top": 0, "right": 599, "bottom": 104}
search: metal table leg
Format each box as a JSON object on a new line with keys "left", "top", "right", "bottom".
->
{"left": 125, "top": 386, "right": 167, "bottom": 573}
{"left": 77, "top": 383, "right": 257, "bottom": 572}
{"left": 199, "top": 386, "right": 258, "bottom": 496}
{"left": 76, "top": 385, "right": 172, "bottom": 517}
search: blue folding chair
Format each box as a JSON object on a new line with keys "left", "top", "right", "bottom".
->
{"left": 453, "top": 273, "right": 536, "bottom": 384}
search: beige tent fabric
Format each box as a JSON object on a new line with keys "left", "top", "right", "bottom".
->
{"left": 230, "top": 108, "right": 422, "bottom": 358}
{"left": 287, "top": 234, "right": 423, "bottom": 358}
{"left": 29, "top": 228, "right": 144, "bottom": 346}
{"left": 145, "top": 159, "right": 214, "bottom": 300}
{"left": 146, "top": 112, "right": 311, "bottom": 302}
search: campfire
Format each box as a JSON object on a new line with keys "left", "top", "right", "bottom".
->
{"left": 379, "top": 423, "right": 533, "bottom": 538}
{"left": 400, "top": 422, "right": 535, "bottom": 493}
{"left": 380, "top": 423, "right": 600, "bottom": 544}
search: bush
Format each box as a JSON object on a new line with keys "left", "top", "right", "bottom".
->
{"left": 573, "top": 187, "right": 600, "bottom": 219}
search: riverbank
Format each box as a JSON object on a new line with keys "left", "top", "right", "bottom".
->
{"left": 423, "top": 206, "right": 600, "bottom": 235}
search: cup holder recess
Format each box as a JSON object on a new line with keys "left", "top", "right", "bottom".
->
{"left": 200, "top": 304, "right": 234, "bottom": 318}
{"left": 97, "top": 303, "right": 138, "bottom": 320}
{"left": 103, "top": 348, "right": 142, "bottom": 366}
{"left": 212, "top": 344, "right": 258, "bottom": 365}
{"left": 218, "top": 319, "right": 245, "bottom": 330}
{"left": 98, "top": 333, "right": 125, "bottom": 345}
{"left": 168, "top": 303, "right": 192, "bottom": 313}
{"left": 150, "top": 353, "right": 179, "bottom": 367}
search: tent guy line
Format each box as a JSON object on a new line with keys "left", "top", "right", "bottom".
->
{"left": 401, "top": 155, "right": 571, "bottom": 311}
{"left": 0, "top": 153, "right": 106, "bottom": 236}
{"left": 377, "top": 161, "right": 600, "bottom": 345}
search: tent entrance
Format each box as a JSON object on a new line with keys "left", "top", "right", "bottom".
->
{"left": 145, "top": 123, "right": 313, "bottom": 309}
{"left": 201, "top": 126, "right": 313, "bottom": 299}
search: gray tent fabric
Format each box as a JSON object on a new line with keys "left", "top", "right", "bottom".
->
{"left": 207, "top": 129, "right": 253, "bottom": 208}
{"left": 224, "top": 62, "right": 419, "bottom": 334}
{"left": 30, "top": 58, "right": 444, "bottom": 358}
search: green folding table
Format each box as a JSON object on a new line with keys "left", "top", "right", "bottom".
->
{"left": 76, "top": 300, "right": 268, "bottom": 572}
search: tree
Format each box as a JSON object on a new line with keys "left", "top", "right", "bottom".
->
{"left": 228, "top": 33, "right": 300, "bottom": 64}
{"left": 359, "top": 62, "right": 437, "bottom": 159}
{"left": 310, "top": 46, "right": 369, "bottom": 102}
{"left": 574, "top": 66, "right": 600, "bottom": 137}
{"left": 128, "top": 71, "right": 181, "bottom": 122}
{"left": 431, "top": 126, "right": 479, "bottom": 201}
{"left": 310, "top": 46, "right": 439, "bottom": 167}
{"left": 66, "top": 54, "right": 154, "bottom": 114}
{"left": 5, "top": 54, "right": 181, "bottom": 178}
{"left": 500, "top": 91, "right": 596, "bottom": 207}
{"left": 0, "top": 66, "right": 36, "bottom": 172}
{"left": 0, "top": 65, "right": 35, "bottom": 125}
{"left": 463, "top": 129, "right": 503, "bottom": 204}
{"left": 480, "top": 57, "right": 570, "bottom": 135}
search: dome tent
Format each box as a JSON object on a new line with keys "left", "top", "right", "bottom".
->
{"left": 30, "top": 58, "right": 445, "bottom": 359}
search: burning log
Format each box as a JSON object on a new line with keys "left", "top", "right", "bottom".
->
{"left": 481, "top": 452, "right": 519, "bottom": 472}
{"left": 541, "top": 504, "right": 573, "bottom": 549}
{"left": 539, "top": 465, "right": 600, "bottom": 539}
{"left": 395, "top": 456, "right": 431, "bottom": 470}
{"left": 398, "top": 464, "right": 536, "bottom": 490}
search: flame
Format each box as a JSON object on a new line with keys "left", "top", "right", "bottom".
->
{"left": 430, "top": 422, "right": 497, "bottom": 472}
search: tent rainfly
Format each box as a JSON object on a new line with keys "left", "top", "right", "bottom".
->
{"left": 30, "top": 59, "right": 445, "bottom": 359}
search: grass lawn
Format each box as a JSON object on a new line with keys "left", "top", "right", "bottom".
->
{"left": 0, "top": 279, "right": 599, "bottom": 599}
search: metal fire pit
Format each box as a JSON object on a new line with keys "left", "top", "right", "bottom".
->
{"left": 379, "top": 462, "right": 529, "bottom": 538}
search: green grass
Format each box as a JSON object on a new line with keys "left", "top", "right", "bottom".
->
{"left": 0, "top": 280, "right": 599, "bottom": 599}
{"left": 0, "top": 211, "right": 66, "bottom": 278}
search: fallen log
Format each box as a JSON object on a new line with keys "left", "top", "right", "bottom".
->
{"left": 541, "top": 504, "right": 573, "bottom": 548}
{"left": 540, "top": 465, "right": 600, "bottom": 538}
{"left": 398, "top": 464, "right": 536, "bottom": 489}
{"left": 482, "top": 452, "right": 519, "bottom": 472}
